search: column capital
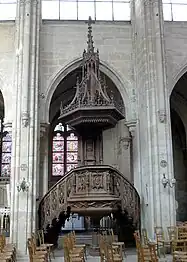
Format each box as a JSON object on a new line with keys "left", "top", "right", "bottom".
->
{"left": 125, "top": 119, "right": 137, "bottom": 137}
{"left": 40, "top": 122, "right": 49, "bottom": 138}
{"left": 3, "top": 122, "right": 12, "bottom": 133}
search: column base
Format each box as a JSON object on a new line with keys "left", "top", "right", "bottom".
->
{"left": 16, "top": 253, "right": 29, "bottom": 261}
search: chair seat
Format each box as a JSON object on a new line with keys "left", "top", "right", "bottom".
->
{"left": 0, "top": 254, "right": 12, "bottom": 259}
{"left": 32, "top": 260, "right": 45, "bottom": 262}
{"left": 69, "top": 256, "right": 84, "bottom": 262}
{"left": 35, "top": 250, "right": 48, "bottom": 255}
{"left": 72, "top": 247, "right": 84, "bottom": 252}
{"left": 112, "top": 242, "right": 124, "bottom": 245}
{"left": 74, "top": 244, "right": 86, "bottom": 248}
{"left": 36, "top": 246, "right": 47, "bottom": 251}
{"left": 158, "top": 240, "right": 171, "bottom": 244}
{"left": 1, "top": 251, "right": 13, "bottom": 255}
{"left": 174, "top": 251, "right": 187, "bottom": 255}
{"left": 33, "top": 254, "right": 46, "bottom": 258}
{"left": 113, "top": 258, "right": 123, "bottom": 262}
{"left": 3, "top": 247, "right": 15, "bottom": 252}
{"left": 41, "top": 243, "right": 53, "bottom": 247}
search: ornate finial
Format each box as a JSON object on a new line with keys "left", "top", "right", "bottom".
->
{"left": 86, "top": 16, "right": 95, "bottom": 53}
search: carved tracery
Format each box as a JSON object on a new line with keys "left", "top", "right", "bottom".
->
{"left": 59, "top": 16, "right": 125, "bottom": 130}
{"left": 39, "top": 165, "right": 140, "bottom": 229}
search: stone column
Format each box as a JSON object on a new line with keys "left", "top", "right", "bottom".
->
{"left": 126, "top": 120, "right": 137, "bottom": 185}
{"left": 39, "top": 123, "right": 50, "bottom": 197}
{"left": 10, "top": 0, "right": 41, "bottom": 255}
{"left": 132, "top": 0, "right": 175, "bottom": 237}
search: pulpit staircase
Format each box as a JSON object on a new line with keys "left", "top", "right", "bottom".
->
{"left": 38, "top": 165, "right": 140, "bottom": 246}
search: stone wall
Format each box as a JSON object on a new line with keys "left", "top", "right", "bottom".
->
{"left": 164, "top": 22, "right": 187, "bottom": 221}
{"left": 164, "top": 22, "right": 187, "bottom": 93}
{"left": 1, "top": 16, "right": 187, "bottom": 231}
{"left": 39, "top": 21, "right": 132, "bottom": 122}
{"left": 103, "top": 120, "right": 131, "bottom": 181}
{"left": 39, "top": 21, "right": 133, "bottom": 183}
{"left": 0, "top": 23, "right": 15, "bottom": 122}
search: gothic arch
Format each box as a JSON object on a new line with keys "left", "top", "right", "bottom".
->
{"left": 171, "top": 96, "right": 187, "bottom": 135}
{"left": 170, "top": 62, "right": 187, "bottom": 96}
{"left": 0, "top": 77, "right": 5, "bottom": 117}
{"left": 0, "top": 90, "right": 5, "bottom": 119}
{"left": 44, "top": 57, "right": 130, "bottom": 123}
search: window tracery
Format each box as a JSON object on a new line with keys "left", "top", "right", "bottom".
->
{"left": 0, "top": 120, "right": 12, "bottom": 178}
{"left": 163, "top": 0, "right": 187, "bottom": 21}
{"left": 41, "top": 0, "right": 130, "bottom": 21}
{"left": 52, "top": 123, "right": 78, "bottom": 176}
{"left": 0, "top": 0, "right": 16, "bottom": 20}
{"left": 1, "top": 0, "right": 187, "bottom": 22}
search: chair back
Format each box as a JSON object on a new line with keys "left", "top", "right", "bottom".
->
{"left": 167, "top": 226, "right": 177, "bottom": 241}
{"left": 142, "top": 228, "right": 149, "bottom": 245}
{"left": 154, "top": 227, "right": 165, "bottom": 242}
{"left": 148, "top": 243, "right": 158, "bottom": 262}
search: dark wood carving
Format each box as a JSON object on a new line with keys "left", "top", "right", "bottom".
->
{"left": 38, "top": 165, "right": 140, "bottom": 231}
{"left": 59, "top": 16, "right": 125, "bottom": 131}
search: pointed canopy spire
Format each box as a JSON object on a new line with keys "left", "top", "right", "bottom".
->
{"left": 59, "top": 16, "right": 125, "bottom": 130}
{"left": 86, "top": 16, "right": 95, "bottom": 53}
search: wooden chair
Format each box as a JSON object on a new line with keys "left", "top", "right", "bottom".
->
{"left": 134, "top": 231, "right": 158, "bottom": 262}
{"left": 167, "top": 226, "right": 177, "bottom": 241}
{"left": 27, "top": 238, "right": 48, "bottom": 262}
{"left": 142, "top": 229, "right": 149, "bottom": 246}
{"left": 177, "top": 226, "right": 187, "bottom": 240}
{"left": 37, "top": 230, "right": 55, "bottom": 260}
{"left": 99, "top": 235, "right": 105, "bottom": 262}
{"left": 99, "top": 234, "right": 123, "bottom": 262}
{"left": 63, "top": 235, "right": 84, "bottom": 262}
{"left": 172, "top": 239, "right": 187, "bottom": 262}
{"left": 31, "top": 233, "right": 48, "bottom": 253}
{"left": 148, "top": 243, "right": 158, "bottom": 262}
{"left": 0, "top": 234, "right": 16, "bottom": 262}
{"left": 110, "top": 229, "right": 125, "bottom": 258}
{"left": 69, "top": 231, "right": 86, "bottom": 258}
{"left": 134, "top": 231, "right": 148, "bottom": 262}
{"left": 105, "top": 242, "right": 123, "bottom": 262}
{"left": 154, "top": 226, "right": 171, "bottom": 257}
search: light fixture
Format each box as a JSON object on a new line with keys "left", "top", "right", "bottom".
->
{"left": 162, "top": 173, "right": 176, "bottom": 188}
{"left": 17, "top": 177, "right": 30, "bottom": 192}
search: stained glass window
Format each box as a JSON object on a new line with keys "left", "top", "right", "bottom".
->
{"left": 1, "top": 132, "right": 12, "bottom": 177}
{"left": 52, "top": 123, "right": 78, "bottom": 176}
{"left": 0, "top": 118, "right": 12, "bottom": 179}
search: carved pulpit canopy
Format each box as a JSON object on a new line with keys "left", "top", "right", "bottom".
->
{"left": 59, "top": 16, "right": 125, "bottom": 131}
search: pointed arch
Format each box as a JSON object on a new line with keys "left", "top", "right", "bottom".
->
{"left": 44, "top": 57, "right": 130, "bottom": 123}
{"left": 0, "top": 86, "right": 12, "bottom": 180}
{"left": 170, "top": 62, "right": 187, "bottom": 96}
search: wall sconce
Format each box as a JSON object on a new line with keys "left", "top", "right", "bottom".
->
{"left": 17, "top": 178, "right": 30, "bottom": 192}
{"left": 162, "top": 173, "right": 176, "bottom": 188}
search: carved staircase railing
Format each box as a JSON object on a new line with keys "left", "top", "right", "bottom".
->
{"left": 38, "top": 165, "right": 140, "bottom": 230}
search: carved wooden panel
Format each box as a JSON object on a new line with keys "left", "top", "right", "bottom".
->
{"left": 39, "top": 165, "right": 140, "bottom": 229}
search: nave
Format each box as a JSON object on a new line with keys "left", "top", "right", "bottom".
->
{"left": 9, "top": 221, "right": 187, "bottom": 261}
{"left": 3, "top": 222, "right": 187, "bottom": 262}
